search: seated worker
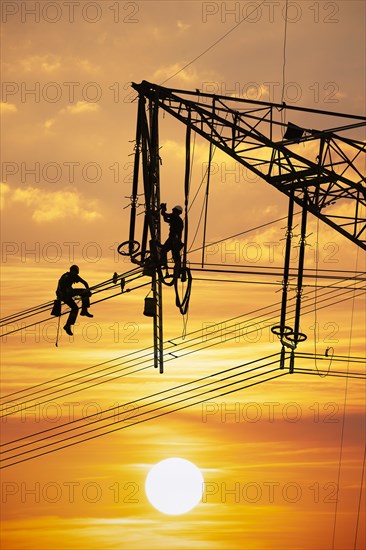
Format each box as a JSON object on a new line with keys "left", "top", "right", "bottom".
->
{"left": 56, "top": 265, "right": 93, "bottom": 336}
{"left": 160, "top": 204, "right": 184, "bottom": 273}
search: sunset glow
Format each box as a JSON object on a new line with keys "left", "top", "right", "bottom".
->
{"left": 1, "top": 1, "right": 365, "bottom": 549}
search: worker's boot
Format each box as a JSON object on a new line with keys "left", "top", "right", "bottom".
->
{"left": 63, "top": 324, "right": 73, "bottom": 336}
{"left": 81, "top": 309, "right": 93, "bottom": 318}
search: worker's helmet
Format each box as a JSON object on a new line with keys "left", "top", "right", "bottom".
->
{"left": 70, "top": 265, "right": 79, "bottom": 274}
{"left": 173, "top": 205, "right": 183, "bottom": 213}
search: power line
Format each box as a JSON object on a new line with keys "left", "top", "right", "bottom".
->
{"left": 2, "top": 347, "right": 364, "bottom": 470}
{"left": 1, "top": 358, "right": 287, "bottom": 469}
{"left": 332, "top": 246, "right": 361, "bottom": 550}
{"left": 353, "top": 444, "right": 366, "bottom": 550}
{"left": 2, "top": 260, "right": 364, "bottom": 338}
{"left": 1, "top": 282, "right": 364, "bottom": 470}
{"left": 3, "top": 354, "right": 364, "bottom": 453}
{"left": 1, "top": 281, "right": 364, "bottom": 423}
{"left": 281, "top": 0, "right": 289, "bottom": 105}
{"left": 0, "top": 279, "right": 149, "bottom": 338}
{"left": 0, "top": 267, "right": 143, "bottom": 327}
{"left": 160, "top": 1, "right": 268, "bottom": 85}
{"left": 2, "top": 275, "right": 362, "bottom": 404}
{"left": 2, "top": 355, "right": 279, "bottom": 450}
{"left": 1, "top": 275, "right": 364, "bottom": 411}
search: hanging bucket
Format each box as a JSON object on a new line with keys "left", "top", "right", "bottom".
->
{"left": 143, "top": 297, "right": 156, "bottom": 317}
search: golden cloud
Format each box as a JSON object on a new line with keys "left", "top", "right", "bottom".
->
{"left": 21, "top": 54, "right": 61, "bottom": 73}
{"left": 177, "top": 21, "right": 191, "bottom": 31}
{"left": 9, "top": 186, "right": 101, "bottom": 222}
{"left": 0, "top": 102, "right": 17, "bottom": 114}
{"left": 0, "top": 182, "right": 10, "bottom": 209}
{"left": 61, "top": 101, "right": 100, "bottom": 115}
{"left": 44, "top": 118, "right": 56, "bottom": 130}
{"left": 153, "top": 63, "right": 199, "bottom": 84}
{"left": 75, "top": 58, "right": 102, "bottom": 75}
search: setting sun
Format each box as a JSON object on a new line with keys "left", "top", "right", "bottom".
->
{"left": 145, "top": 458, "right": 204, "bottom": 515}
{"left": 1, "top": 1, "right": 365, "bottom": 549}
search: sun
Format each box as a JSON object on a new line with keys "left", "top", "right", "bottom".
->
{"left": 145, "top": 458, "right": 204, "bottom": 515}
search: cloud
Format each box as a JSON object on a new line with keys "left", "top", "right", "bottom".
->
{"left": 21, "top": 54, "right": 61, "bottom": 73}
{"left": 0, "top": 102, "right": 17, "bottom": 114}
{"left": 177, "top": 21, "right": 191, "bottom": 31}
{"left": 17, "top": 55, "right": 101, "bottom": 76}
{"left": 152, "top": 63, "right": 199, "bottom": 84}
{"left": 9, "top": 186, "right": 101, "bottom": 222}
{"left": 75, "top": 58, "right": 102, "bottom": 75}
{"left": 0, "top": 182, "right": 10, "bottom": 209}
{"left": 44, "top": 118, "right": 56, "bottom": 130}
{"left": 60, "top": 101, "right": 100, "bottom": 115}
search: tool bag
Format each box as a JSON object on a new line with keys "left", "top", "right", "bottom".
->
{"left": 51, "top": 299, "right": 62, "bottom": 317}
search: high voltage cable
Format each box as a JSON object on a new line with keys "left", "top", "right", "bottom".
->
{"left": 3, "top": 356, "right": 364, "bottom": 470}
{"left": 1, "top": 292, "right": 286, "bottom": 400}
{"left": 2, "top": 355, "right": 279, "bottom": 450}
{"left": 2, "top": 215, "right": 292, "bottom": 326}
{"left": 191, "top": 264, "right": 366, "bottom": 281}
{"left": 1, "top": 285, "right": 364, "bottom": 422}
{"left": 1, "top": 275, "right": 362, "bottom": 407}
{"left": 1, "top": 277, "right": 364, "bottom": 417}
{"left": 0, "top": 280, "right": 150, "bottom": 337}
{"left": 297, "top": 353, "right": 365, "bottom": 363}
{"left": 0, "top": 274, "right": 144, "bottom": 327}
{"left": 1, "top": 371, "right": 287, "bottom": 469}
{"left": 189, "top": 213, "right": 300, "bottom": 255}
{"left": 2, "top": 262, "right": 363, "bottom": 332}
{"left": 3, "top": 358, "right": 364, "bottom": 455}
{"left": 1, "top": 261, "right": 363, "bottom": 338}
{"left": 160, "top": 0, "right": 268, "bottom": 85}
{"left": 0, "top": 267, "right": 143, "bottom": 325}
{"left": 2, "top": 209, "right": 363, "bottom": 334}
{"left": 1, "top": 358, "right": 286, "bottom": 469}
{"left": 1, "top": 360, "right": 283, "bottom": 453}
{"left": 294, "top": 369, "right": 365, "bottom": 380}
{"left": 331, "top": 246, "right": 361, "bottom": 550}
{"left": 0, "top": 209, "right": 345, "bottom": 328}
{"left": 197, "top": 263, "right": 366, "bottom": 275}
{"left": 193, "top": 276, "right": 366, "bottom": 290}
{"left": 1, "top": 257, "right": 363, "bottom": 413}
{"left": 1, "top": 280, "right": 364, "bottom": 466}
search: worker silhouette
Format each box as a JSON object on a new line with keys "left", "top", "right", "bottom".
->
{"left": 56, "top": 265, "right": 93, "bottom": 336}
{"left": 160, "top": 204, "right": 184, "bottom": 273}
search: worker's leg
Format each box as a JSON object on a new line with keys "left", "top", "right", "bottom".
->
{"left": 62, "top": 297, "right": 78, "bottom": 335}
{"left": 63, "top": 297, "right": 78, "bottom": 325}
{"left": 71, "top": 289, "right": 93, "bottom": 317}
{"left": 172, "top": 247, "right": 182, "bottom": 275}
{"left": 160, "top": 240, "right": 172, "bottom": 268}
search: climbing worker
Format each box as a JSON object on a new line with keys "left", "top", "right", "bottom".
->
{"left": 56, "top": 265, "right": 93, "bottom": 336}
{"left": 160, "top": 203, "right": 184, "bottom": 273}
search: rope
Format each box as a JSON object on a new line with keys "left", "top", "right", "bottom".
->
{"left": 201, "top": 102, "right": 215, "bottom": 267}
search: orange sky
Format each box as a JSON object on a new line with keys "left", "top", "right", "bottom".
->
{"left": 1, "top": 1, "right": 365, "bottom": 549}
